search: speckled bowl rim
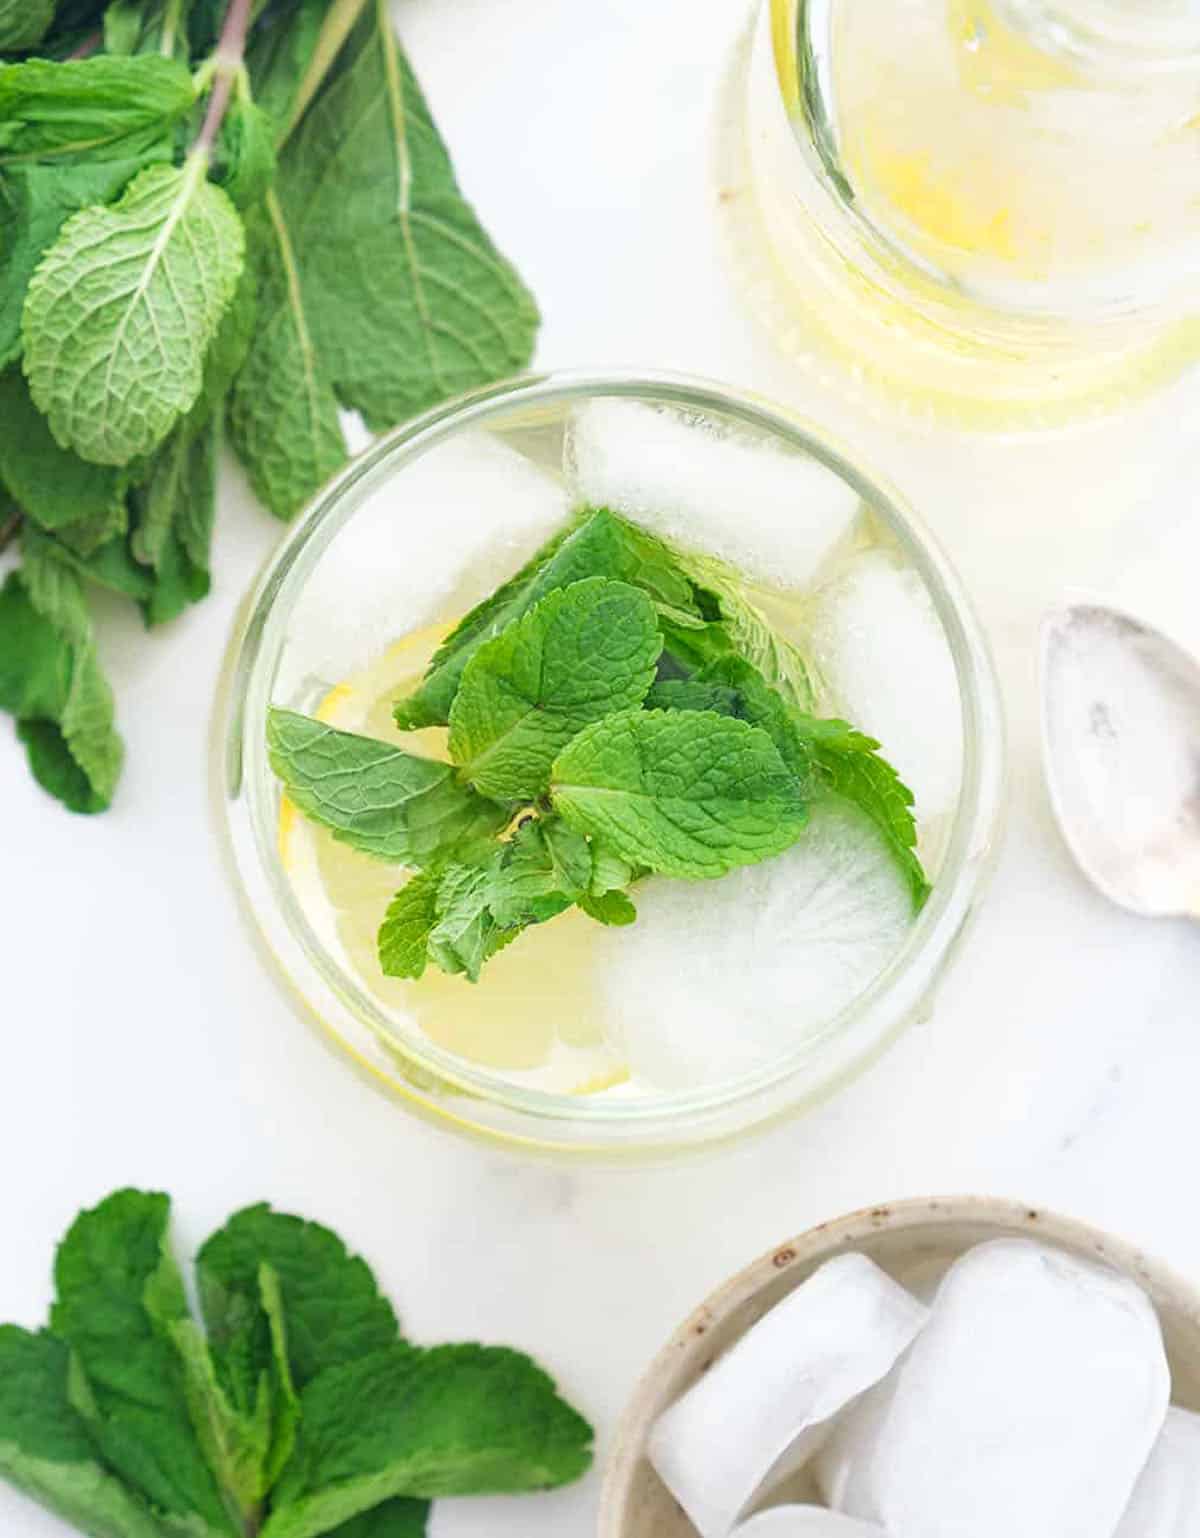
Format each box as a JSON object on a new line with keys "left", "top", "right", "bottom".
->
{"left": 599, "top": 1195, "right": 1200, "bottom": 1537}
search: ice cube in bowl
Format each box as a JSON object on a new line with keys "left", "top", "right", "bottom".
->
{"left": 1115, "top": 1406, "right": 1200, "bottom": 1536}
{"left": 601, "top": 1198, "right": 1200, "bottom": 1538}
{"left": 816, "top": 1238, "right": 1169, "bottom": 1537}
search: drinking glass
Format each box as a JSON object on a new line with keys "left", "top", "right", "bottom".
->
{"left": 217, "top": 373, "right": 1004, "bottom": 1157}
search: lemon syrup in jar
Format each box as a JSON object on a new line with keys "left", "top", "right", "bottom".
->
{"left": 738, "top": 0, "right": 1200, "bottom": 425}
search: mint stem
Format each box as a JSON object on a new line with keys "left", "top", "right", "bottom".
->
{"left": 195, "top": 0, "right": 254, "bottom": 157}
{"left": 0, "top": 509, "right": 20, "bottom": 555}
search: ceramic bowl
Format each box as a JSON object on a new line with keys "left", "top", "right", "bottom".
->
{"left": 599, "top": 1195, "right": 1200, "bottom": 1537}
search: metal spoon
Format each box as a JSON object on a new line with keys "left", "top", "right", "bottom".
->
{"left": 1040, "top": 602, "right": 1200, "bottom": 920}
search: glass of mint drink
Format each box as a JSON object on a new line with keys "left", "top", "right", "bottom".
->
{"left": 220, "top": 375, "right": 1004, "bottom": 1155}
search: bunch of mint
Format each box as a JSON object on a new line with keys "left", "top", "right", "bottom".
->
{"left": 0, "top": 1189, "right": 592, "bottom": 1538}
{"left": 269, "top": 508, "right": 930, "bottom": 986}
{"left": 0, "top": 0, "right": 538, "bottom": 815}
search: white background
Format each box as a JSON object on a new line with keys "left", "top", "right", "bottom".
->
{"left": 4, "top": 1, "right": 1200, "bottom": 1534}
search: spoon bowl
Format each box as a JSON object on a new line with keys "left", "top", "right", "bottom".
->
{"left": 1040, "top": 602, "right": 1200, "bottom": 920}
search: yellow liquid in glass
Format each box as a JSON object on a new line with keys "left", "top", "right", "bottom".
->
{"left": 738, "top": 0, "right": 1200, "bottom": 422}
{"left": 278, "top": 624, "right": 629, "bottom": 1094}
{"left": 834, "top": 0, "right": 1199, "bottom": 300}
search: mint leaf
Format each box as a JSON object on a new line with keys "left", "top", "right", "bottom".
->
{"left": 1, "top": 160, "right": 161, "bottom": 373}
{"left": 213, "top": 88, "right": 277, "bottom": 211}
{"left": 578, "top": 890, "right": 637, "bottom": 926}
{"left": 277, "top": 8, "right": 537, "bottom": 432}
{"left": 231, "top": 6, "right": 537, "bottom": 518}
{"left": 0, "top": 55, "right": 194, "bottom": 365}
{"left": 257, "top": 1264, "right": 301, "bottom": 1489}
{"left": 244, "top": 0, "right": 332, "bottom": 129}
{"left": 268, "top": 709, "right": 509, "bottom": 867}
{"left": 21, "top": 523, "right": 155, "bottom": 606}
{"left": 392, "top": 520, "right": 582, "bottom": 731}
{"left": 800, "top": 716, "right": 929, "bottom": 906}
{"left": 132, "top": 415, "right": 217, "bottom": 627}
{"left": 0, "top": 57, "right": 192, "bottom": 161}
{"left": 20, "top": 547, "right": 122, "bottom": 809}
{"left": 666, "top": 547, "right": 818, "bottom": 712}
{"left": 23, "top": 157, "right": 244, "bottom": 466}
{"left": 263, "top": 1343, "right": 593, "bottom": 1538}
{"left": 551, "top": 709, "right": 808, "bottom": 879}
{"left": 133, "top": 256, "right": 256, "bottom": 619}
{"left": 196, "top": 1204, "right": 400, "bottom": 1395}
{"left": 169, "top": 1318, "right": 273, "bottom": 1521}
{"left": 378, "top": 872, "right": 439, "bottom": 981}
{"left": 645, "top": 678, "right": 742, "bottom": 716}
{"left": 0, "top": 369, "right": 128, "bottom": 545}
{"left": 179, "top": 248, "right": 260, "bottom": 441}
{"left": 692, "top": 654, "right": 816, "bottom": 782}
{"left": 381, "top": 821, "right": 600, "bottom": 983}
{"left": 654, "top": 654, "right": 927, "bottom": 905}
{"left": 396, "top": 509, "right": 701, "bottom": 730}
{"left": 0, "top": 574, "right": 72, "bottom": 720}
{"left": 590, "top": 841, "right": 636, "bottom": 895}
{"left": 0, "top": 1, "right": 53, "bottom": 50}
{"left": 20, "top": 518, "right": 96, "bottom": 647}
{"left": 0, "top": 1326, "right": 164, "bottom": 1538}
{"left": 449, "top": 577, "right": 662, "bottom": 801}
{"left": 50, "top": 1190, "right": 237, "bottom": 1537}
{"left": 0, "top": 568, "right": 122, "bottom": 812}
{"left": 321, "top": 1499, "right": 429, "bottom": 1538}
{"left": 228, "top": 195, "right": 348, "bottom": 518}
{"left": 486, "top": 816, "right": 593, "bottom": 927}
{"left": 425, "top": 857, "right": 503, "bottom": 983}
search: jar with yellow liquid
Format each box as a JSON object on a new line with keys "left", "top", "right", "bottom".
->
{"left": 736, "top": 0, "right": 1200, "bottom": 425}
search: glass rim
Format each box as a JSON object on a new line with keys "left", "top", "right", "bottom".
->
{"left": 219, "top": 368, "right": 1006, "bottom": 1143}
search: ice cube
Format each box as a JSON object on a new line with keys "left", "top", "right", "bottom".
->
{"left": 649, "top": 1253, "right": 928, "bottom": 1538}
{"left": 810, "top": 550, "right": 963, "bottom": 831}
{"left": 1115, "top": 1406, "right": 1200, "bottom": 1536}
{"left": 598, "top": 797, "right": 916, "bottom": 1091}
{"left": 733, "top": 1510, "right": 886, "bottom": 1537}
{"left": 278, "top": 432, "right": 569, "bottom": 698}
{"left": 566, "top": 399, "right": 862, "bottom": 589}
{"left": 818, "top": 1239, "right": 1170, "bottom": 1538}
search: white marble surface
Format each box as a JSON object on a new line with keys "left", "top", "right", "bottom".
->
{"left": 3, "top": 2, "right": 1200, "bottom": 1535}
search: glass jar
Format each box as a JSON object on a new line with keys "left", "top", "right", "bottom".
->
{"left": 216, "top": 373, "right": 1005, "bottom": 1157}
{"left": 730, "top": 0, "right": 1200, "bottom": 426}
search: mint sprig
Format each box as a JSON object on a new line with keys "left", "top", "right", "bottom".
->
{"left": 267, "top": 710, "right": 509, "bottom": 865}
{"left": 272, "top": 510, "right": 930, "bottom": 987}
{"left": 392, "top": 508, "right": 704, "bottom": 731}
{"left": 0, "top": 0, "right": 540, "bottom": 813}
{"left": 0, "top": 1190, "right": 593, "bottom": 1538}
{"left": 448, "top": 576, "right": 663, "bottom": 801}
